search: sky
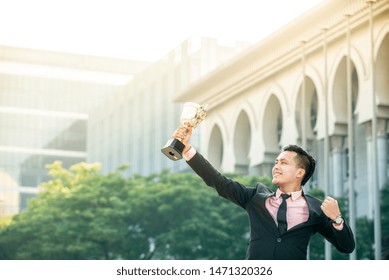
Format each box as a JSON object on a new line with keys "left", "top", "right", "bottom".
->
{"left": 0, "top": 0, "right": 324, "bottom": 62}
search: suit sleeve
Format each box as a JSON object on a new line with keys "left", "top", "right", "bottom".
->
{"left": 317, "top": 214, "right": 356, "bottom": 254}
{"left": 187, "top": 152, "right": 256, "bottom": 209}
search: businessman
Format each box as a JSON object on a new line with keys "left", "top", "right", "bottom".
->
{"left": 172, "top": 126, "right": 355, "bottom": 260}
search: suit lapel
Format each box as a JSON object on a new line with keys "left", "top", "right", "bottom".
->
{"left": 253, "top": 189, "right": 278, "bottom": 231}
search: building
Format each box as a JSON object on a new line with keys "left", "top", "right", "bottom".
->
{"left": 87, "top": 37, "right": 250, "bottom": 177}
{"left": 0, "top": 46, "right": 148, "bottom": 213}
{"left": 0, "top": 37, "right": 249, "bottom": 215}
{"left": 175, "top": 0, "right": 389, "bottom": 258}
{"left": 1, "top": 0, "right": 387, "bottom": 260}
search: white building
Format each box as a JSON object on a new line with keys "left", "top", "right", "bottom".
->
{"left": 87, "top": 37, "right": 250, "bottom": 176}
{"left": 0, "top": 46, "right": 148, "bottom": 213}
{"left": 0, "top": 37, "right": 250, "bottom": 215}
{"left": 175, "top": 0, "right": 389, "bottom": 221}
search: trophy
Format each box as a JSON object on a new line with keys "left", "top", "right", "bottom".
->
{"left": 161, "top": 102, "right": 207, "bottom": 161}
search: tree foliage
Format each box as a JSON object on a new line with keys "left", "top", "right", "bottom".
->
{"left": 0, "top": 162, "right": 268, "bottom": 260}
{"left": 0, "top": 161, "right": 387, "bottom": 260}
{"left": 307, "top": 183, "right": 389, "bottom": 260}
{"left": 381, "top": 181, "right": 389, "bottom": 259}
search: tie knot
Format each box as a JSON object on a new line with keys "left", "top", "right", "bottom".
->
{"left": 281, "top": 193, "right": 291, "bottom": 200}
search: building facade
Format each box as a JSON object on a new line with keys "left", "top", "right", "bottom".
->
{"left": 0, "top": 46, "right": 147, "bottom": 214}
{"left": 175, "top": 0, "right": 389, "bottom": 221}
{"left": 87, "top": 37, "right": 250, "bottom": 177}
{"left": 0, "top": 37, "right": 249, "bottom": 216}
{"left": 0, "top": 0, "right": 387, "bottom": 260}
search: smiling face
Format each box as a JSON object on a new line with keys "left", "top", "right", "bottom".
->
{"left": 272, "top": 150, "right": 305, "bottom": 192}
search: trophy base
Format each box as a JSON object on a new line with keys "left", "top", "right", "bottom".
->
{"left": 161, "top": 138, "right": 186, "bottom": 161}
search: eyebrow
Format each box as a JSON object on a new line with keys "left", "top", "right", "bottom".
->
{"left": 275, "top": 158, "right": 289, "bottom": 163}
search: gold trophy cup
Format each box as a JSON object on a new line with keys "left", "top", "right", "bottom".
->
{"left": 161, "top": 102, "right": 207, "bottom": 161}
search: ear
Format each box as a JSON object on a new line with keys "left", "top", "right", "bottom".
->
{"left": 296, "top": 168, "right": 305, "bottom": 178}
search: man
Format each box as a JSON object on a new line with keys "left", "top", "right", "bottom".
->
{"left": 172, "top": 126, "right": 355, "bottom": 260}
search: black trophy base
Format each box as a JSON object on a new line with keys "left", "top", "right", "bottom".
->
{"left": 161, "top": 138, "right": 185, "bottom": 161}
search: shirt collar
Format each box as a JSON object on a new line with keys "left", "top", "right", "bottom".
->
{"left": 275, "top": 188, "right": 303, "bottom": 201}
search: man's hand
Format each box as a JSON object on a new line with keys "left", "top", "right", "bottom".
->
{"left": 172, "top": 126, "right": 193, "bottom": 154}
{"left": 320, "top": 196, "right": 341, "bottom": 221}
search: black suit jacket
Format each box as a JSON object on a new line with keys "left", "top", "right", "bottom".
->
{"left": 187, "top": 152, "right": 355, "bottom": 260}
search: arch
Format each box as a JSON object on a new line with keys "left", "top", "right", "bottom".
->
{"left": 262, "top": 94, "right": 283, "bottom": 153}
{"left": 206, "top": 114, "right": 229, "bottom": 168}
{"left": 230, "top": 100, "right": 258, "bottom": 132}
{"left": 328, "top": 53, "right": 363, "bottom": 197}
{"left": 205, "top": 112, "right": 230, "bottom": 146}
{"left": 292, "top": 64, "right": 323, "bottom": 103}
{"left": 207, "top": 123, "right": 224, "bottom": 169}
{"left": 293, "top": 75, "right": 320, "bottom": 143}
{"left": 290, "top": 66, "right": 322, "bottom": 188}
{"left": 292, "top": 64, "right": 325, "bottom": 141}
{"left": 258, "top": 83, "right": 289, "bottom": 145}
{"left": 328, "top": 45, "right": 366, "bottom": 127}
{"left": 232, "top": 110, "right": 252, "bottom": 173}
{"left": 259, "top": 83, "right": 289, "bottom": 117}
{"left": 329, "top": 45, "right": 367, "bottom": 80}
{"left": 330, "top": 56, "right": 359, "bottom": 130}
{"left": 229, "top": 101, "right": 257, "bottom": 173}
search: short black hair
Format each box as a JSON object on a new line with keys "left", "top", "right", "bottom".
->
{"left": 283, "top": 144, "right": 316, "bottom": 186}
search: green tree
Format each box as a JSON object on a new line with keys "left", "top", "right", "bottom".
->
{"left": 381, "top": 181, "right": 389, "bottom": 259}
{"left": 4, "top": 160, "right": 383, "bottom": 260}
{"left": 123, "top": 171, "right": 273, "bottom": 259}
{"left": 355, "top": 217, "right": 374, "bottom": 259}
{"left": 0, "top": 161, "right": 149, "bottom": 259}
{"left": 307, "top": 187, "right": 325, "bottom": 260}
{"left": 0, "top": 162, "right": 272, "bottom": 260}
{"left": 307, "top": 187, "right": 378, "bottom": 260}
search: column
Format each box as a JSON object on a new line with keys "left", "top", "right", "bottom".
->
{"left": 330, "top": 135, "right": 344, "bottom": 197}
{"left": 377, "top": 119, "right": 388, "bottom": 189}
